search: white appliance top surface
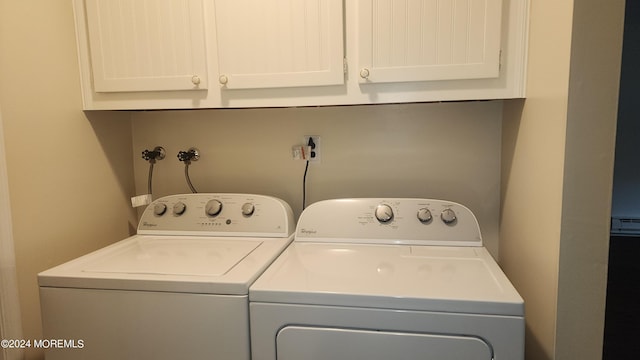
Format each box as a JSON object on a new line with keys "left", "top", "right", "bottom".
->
{"left": 38, "top": 193, "right": 295, "bottom": 295}
{"left": 82, "top": 236, "right": 261, "bottom": 276}
{"left": 39, "top": 235, "right": 292, "bottom": 295}
{"left": 250, "top": 242, "right": 523, "bottom": 316}
{"left": 250, "top": 198, "right": 524, "bottom": 316}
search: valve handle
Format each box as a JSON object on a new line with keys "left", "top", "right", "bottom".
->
{"left": 177, "top": 148, "right": 200, "bottom": 163}
{"left": 142, "top": 146, "right": 166, "bottom": 162}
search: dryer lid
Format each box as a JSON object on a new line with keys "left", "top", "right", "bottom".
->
{"left": 250, "top": 242, "right": 524, "bottom": 316}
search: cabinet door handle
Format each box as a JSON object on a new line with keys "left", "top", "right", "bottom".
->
{"left": 191, "top": 75, "right": 201, "bottom": 85}
{"left": 359, "top": 68, "right": 370, "bottom": 79}
{"left": 218, "top": 75, "right": 229, "bottom": 85}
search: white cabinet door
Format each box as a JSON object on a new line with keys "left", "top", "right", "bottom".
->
{"left": 85, "top": 0, "right": 208, "bottom": 92}
{"left": 358, "top": 0, "right": 503, "bottom": 83}
{"left": 212, "top": 0, "right": 344, "bottom": 89}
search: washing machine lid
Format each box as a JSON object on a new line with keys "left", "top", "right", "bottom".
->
{"left": 249, "top": 242, "right": 524, "bottom": 316}
{"left": 82, "top": 236, "right": 261, "bottom": 276}
{"left": 39, "top": 234, "right": 293, "bottom": 295}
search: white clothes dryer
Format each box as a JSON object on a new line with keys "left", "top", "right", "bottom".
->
{"left": 250, "top": 198, "right": 524, "bottom": 360}
{"left": 38, "top": 193, "right": 294, "bottom": 360}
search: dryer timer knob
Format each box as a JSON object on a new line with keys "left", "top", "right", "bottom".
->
{"left": 205, "top": 200, "right": 223, "bottom": 217}
{"left": 375, "top": 204, "right": 394, "bottom": 223}
{"left": 417, "top": 208, "right": 433, "bottom": 223}
{"left": 441, "top": 208, "right": 457, "bottom": 224}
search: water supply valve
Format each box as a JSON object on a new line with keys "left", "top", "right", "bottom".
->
{"left": 133, "top": 146, "right": 166, "bottom": 208}
{"left": 142, "top": 146, "right": 166, "bottom": 163}
{"left": 177, "top": 148, "right": 200, "bottom": 193}
{"left": 177, "top": 148, "right": 200, "bottom": 164}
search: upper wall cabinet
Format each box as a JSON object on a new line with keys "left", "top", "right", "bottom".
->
{"left": 357, "top": 0, "right": 502, "bottom": 83}
{"left": 84, "top": 0, "right": 208, "bottom": 92}
{"left": 72, "top": 0, "right": 529, "bottom": 110}
{"left": 212, "top": 0, "right": 344, "bottom": 89}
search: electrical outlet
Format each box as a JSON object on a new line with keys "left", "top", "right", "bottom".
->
{"left": 304, "top": 135, "right": 321, "bottom": 163}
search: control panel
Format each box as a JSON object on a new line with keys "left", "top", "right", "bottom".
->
{"left": 138, "top": 194, "right": 294, "bottom": 237}
{"left": 295, "top": 198, "right": 482, "bottom": 246}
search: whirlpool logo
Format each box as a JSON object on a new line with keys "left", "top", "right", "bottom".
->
{"left": 142, "top": 221, "right": 157, "bottom": 227}
{"left": 299, "top": 228, "right": 317, "bottom": 236}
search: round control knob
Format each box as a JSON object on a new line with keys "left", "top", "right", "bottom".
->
{"left": 219, "top": 75, "right": 229, "bottom": 85}
{"left": 441, "top": 208, "right": 457, "bottom": 224}
{"left": 205, "top": 199, "right": 223, "bottom": 217}
{"left": 241, "top": 203, "right": 255, "bottom": 216}
{"left": 360, "top": 68, "right": 370, "bottom": 79}
{"left": 375, "top": 204, "right": 394, "bottom": 223}
{"left": 153, "top": 203, "right": 167, "bottom": 216}
{"left": 173, "top": 202, "right": 187, "bottom": 216}
{"left": 417, "top": 208, "right": 433, "bottom": 223}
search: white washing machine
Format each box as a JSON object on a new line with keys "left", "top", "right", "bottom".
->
{"left": 38, "top": 193, "right": 294, "bottom": 360}
{"left": 250, "top": 198, "right": 525, "bottom": 360}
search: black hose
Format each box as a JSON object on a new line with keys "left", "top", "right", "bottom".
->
{"left": 302, "top": 160, "right": 309, "bottom": 209}
{"left": 185, "top": 163, "right": 197, "bottom": 193}
{"left": 147, "top": 162, "right": 154, "bottom": 194}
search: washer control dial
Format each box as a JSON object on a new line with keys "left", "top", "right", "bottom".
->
{"left": 241, "top": 203, "right": 255, "bottom": 216}
{"left": 441, "top": 208, "right": 457, "bottom": 224}
{"left": 417, "top": 208, "right": 433, "bottom": 223}
{"left": 173, "top": 202, "right": 187, "bottom": 216}
{"left": 205, "top": 199, "right": 223, "bottom": 217}
{"left": 153, "top": 203, "right": 167, "bottom": 216}
{"left": 375, "top": 204, "right": 394, "bottom": 223}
